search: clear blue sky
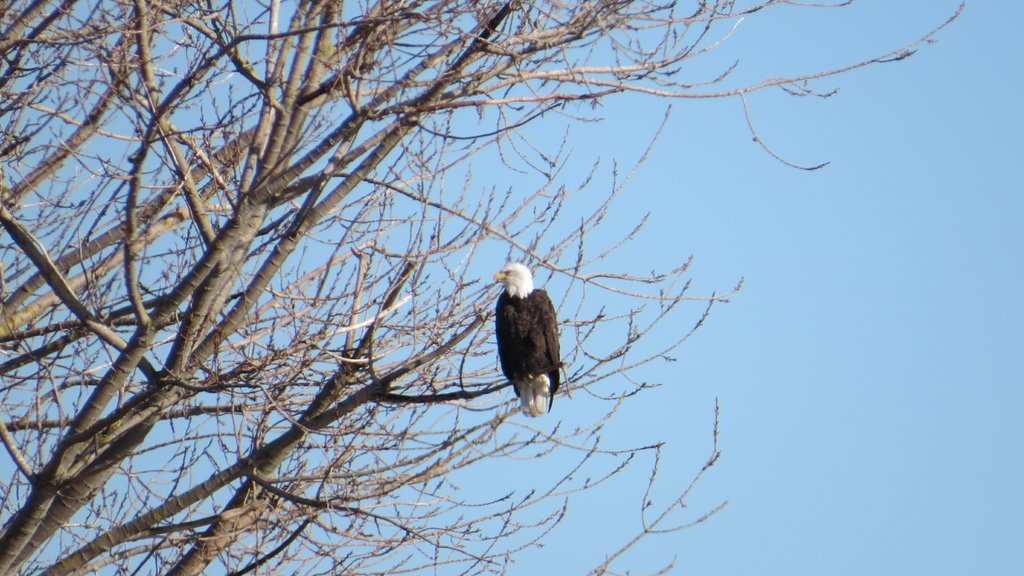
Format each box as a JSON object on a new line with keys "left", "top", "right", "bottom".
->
{"left": 515, "top": 1, "right": 1023, "bottom": 574}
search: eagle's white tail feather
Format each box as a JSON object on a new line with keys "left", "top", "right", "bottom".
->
{"left": 518, "top": 374, "right": 550, "bottom": 417}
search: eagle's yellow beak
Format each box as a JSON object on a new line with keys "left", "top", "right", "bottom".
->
{"left": 494, "top": 271, "right": 506, "bottom": 282}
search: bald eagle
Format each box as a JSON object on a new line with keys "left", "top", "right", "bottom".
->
{"left": 494, "top": 263, "right": 561, "bottom": 417}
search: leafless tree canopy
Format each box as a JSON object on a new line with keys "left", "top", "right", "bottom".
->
{"left": 0, "top": 1, "right": 959, "bottom": 574}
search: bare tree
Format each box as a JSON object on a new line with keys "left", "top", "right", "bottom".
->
{"left": 0, "top": 1, "right": 960, "bottom": 574}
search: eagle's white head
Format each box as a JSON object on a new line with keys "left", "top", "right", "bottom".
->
{"left": 494, "top": 262, "right": 534, "bottom": 298}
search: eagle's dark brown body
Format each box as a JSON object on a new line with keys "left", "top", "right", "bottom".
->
{"left": 495, "top": 288, "right": 560, "bottom": 415}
